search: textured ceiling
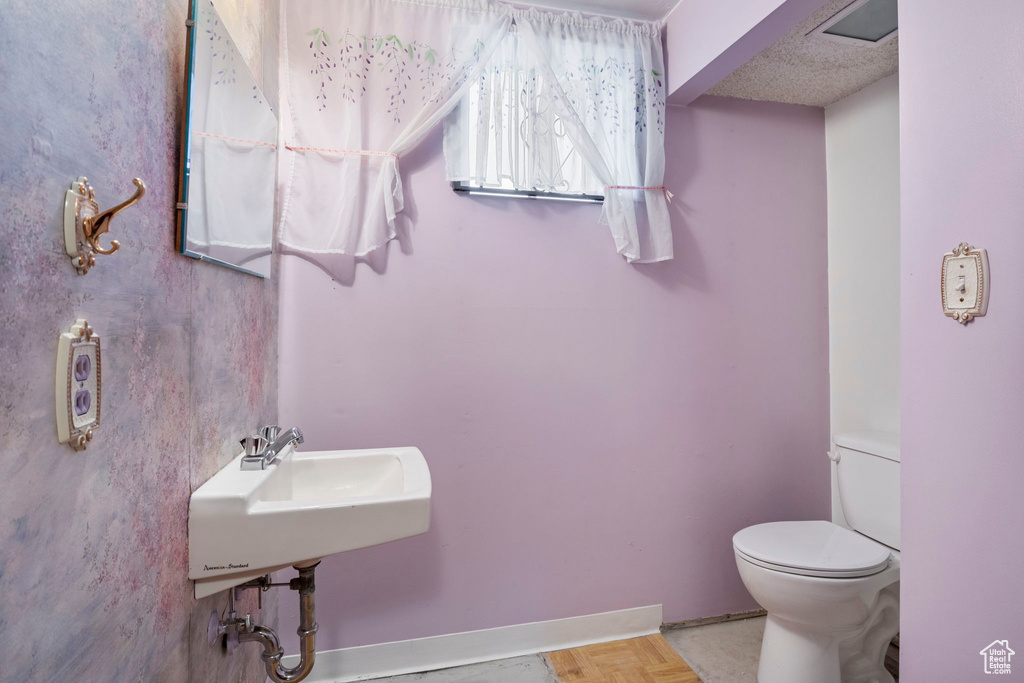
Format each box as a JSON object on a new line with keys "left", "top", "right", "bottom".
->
{"left": 707, "top": 0, "right": 899, "bottom": 107}
{"left": 515, "top": 0, "right": 678, "bottom": 21}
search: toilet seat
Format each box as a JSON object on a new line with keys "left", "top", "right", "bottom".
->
{"left": 733, "top": 521, "right": 891, "bottom": 578}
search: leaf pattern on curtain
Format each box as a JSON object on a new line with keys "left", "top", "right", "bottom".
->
{"left": 640, "top": 69, "right": 665, "bottom": 135}
{"left": 306, "top": 26, "right": 486, "bottom": 121}
{"left": 560, "top": 59, "right": 664, "bottom": 136}
{"left": 200, "top": 0, "right": 238, "bottom": 87}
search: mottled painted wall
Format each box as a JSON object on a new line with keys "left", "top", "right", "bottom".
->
{"left": 0, "top": 1, "right": 277, "bottom": 682}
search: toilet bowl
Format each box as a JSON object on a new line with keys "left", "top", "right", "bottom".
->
{"left": 734, "top": 433, "right": 901, "bottom": 683}
{"left": 734, "top": 521, "right": 899, "bottom": 683}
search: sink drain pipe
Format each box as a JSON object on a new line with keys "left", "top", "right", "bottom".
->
{"left": 221, "top": 562, "right": 320, "bottom": 682}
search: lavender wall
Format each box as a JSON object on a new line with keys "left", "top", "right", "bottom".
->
{"left": 899, "top": 1, "right": 1024, "bottom": 679}
{"left": 0, "top": 2, "right": 276, "bottom": 681}
{"left": 277, "top": 96, "right": 831, "bottom": 652}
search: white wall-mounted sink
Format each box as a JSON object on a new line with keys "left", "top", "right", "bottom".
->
{"left": 189, "top": 446, "right": 431, "bottom": 598}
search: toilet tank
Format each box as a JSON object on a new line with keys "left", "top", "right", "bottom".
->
{"left": 832, "top": 432, "right": 900, "bottom": 550}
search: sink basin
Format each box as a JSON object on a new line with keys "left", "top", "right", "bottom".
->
{"left": 189, "top": 446, "right": 431, "bottom": 598}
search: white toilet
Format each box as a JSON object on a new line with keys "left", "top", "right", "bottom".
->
{"left": 733, "top": 432, "right": 900, "bottom": 683}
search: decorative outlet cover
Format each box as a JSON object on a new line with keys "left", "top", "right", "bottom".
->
{"left": 56, "top": 319, "right": 101, "bottom": 450}
{"left": 941, "top": 242, "right": 989, "bottom": 325}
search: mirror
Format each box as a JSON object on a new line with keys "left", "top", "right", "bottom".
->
{"left": 177, "top": 0, "right": 277, "bottom": 278}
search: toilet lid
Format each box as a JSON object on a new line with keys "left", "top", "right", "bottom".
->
{"left": 733, "top": 521, "right": 891, "bottom": 577}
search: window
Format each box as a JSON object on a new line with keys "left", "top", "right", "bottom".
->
{"left": 443, "top": 11, "right": 672, "bottom": 262}
{"left": 450, "top": 181, "right": 604, "bottom": 202}
{"left": 445, "top": 26, "right": 604, "bottom": 202}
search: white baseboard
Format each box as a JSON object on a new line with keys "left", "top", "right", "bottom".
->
{"left": 285, "top": 604, "right": 663, "bottom": 682}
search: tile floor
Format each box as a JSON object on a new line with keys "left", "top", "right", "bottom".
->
{"left": 371, "top": 616, "right": 766, "bottom": 683}
{"left": 371, "top": 654, "right": 560, "bottom": 683}
{"left": 662, "top": 617, "right": 765, "bottom": 683}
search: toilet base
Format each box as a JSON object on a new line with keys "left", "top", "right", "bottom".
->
{"left": 838, "top": 584, "right": 899, "bottom": 683}
{"left": 756, "top": 584, "right": 899, "bottom": 683}
{"left": 757, "top": 614, "right": 841, "bottom": 683}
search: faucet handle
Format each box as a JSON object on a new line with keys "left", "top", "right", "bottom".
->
{"left": 240, "top": 435, "right": 267, "bottom": 457}
{"left": 259, "top": 424, "right": 281, "bottom": 442}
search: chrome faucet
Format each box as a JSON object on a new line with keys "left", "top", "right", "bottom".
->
{"left": 240, "top": 425, "right": 304, "bottom": 470}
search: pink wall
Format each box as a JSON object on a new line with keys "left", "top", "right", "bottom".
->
{"left": 277, "top": 96, "right": 830, "bottom": 651}
{"left": 899, "top": 1, "right": 1024, "bottom": 679}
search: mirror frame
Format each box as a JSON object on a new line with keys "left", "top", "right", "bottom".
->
{"left": 175, "top": 0, "right": 272, "bottom": 278}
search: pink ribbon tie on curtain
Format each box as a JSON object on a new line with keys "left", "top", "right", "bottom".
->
{"left": 603, "top": 185, "right": 674, "bottom": 203}
{"left": 285, "top": 145, "right": 399, "bottom": 160}
{"left": 195, "top": 132, "right": 278, "bottom": 148}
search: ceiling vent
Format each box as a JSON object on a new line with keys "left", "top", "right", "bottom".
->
{"left": 809, "top": 0, "right": 898, "bottom": 47}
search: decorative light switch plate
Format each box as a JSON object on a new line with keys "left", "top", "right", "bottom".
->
{"left": 56, "top": 319, "right": 101, "bottom": 450}
{"left": 941, "top": 243, "right": 989, "bottom": 325}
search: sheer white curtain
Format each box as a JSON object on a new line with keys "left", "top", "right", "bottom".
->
{"left": 279, "top": 0, "right": 511, "bottom": 256}
{"left": 445, "top": 9, "right": 672, "bottom": 263}
{"left": 443, "top": 22, "right": 603, "bottom": 196}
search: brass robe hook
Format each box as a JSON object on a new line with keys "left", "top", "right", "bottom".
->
{"left": 63, "top": 176, "right": 147, "bottom": 274}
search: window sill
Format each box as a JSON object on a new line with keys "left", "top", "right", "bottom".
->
{"left": 451, "top": 182, "right": 603, "bottom": 204}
